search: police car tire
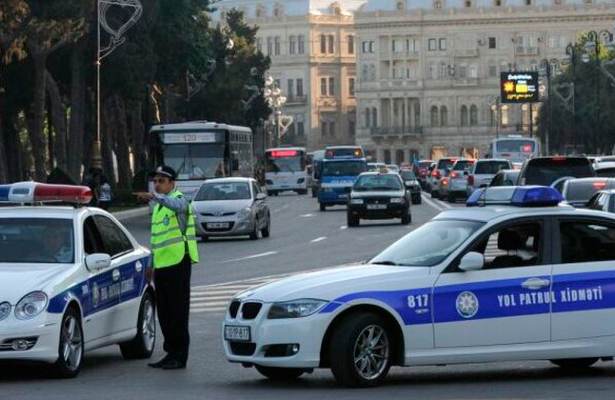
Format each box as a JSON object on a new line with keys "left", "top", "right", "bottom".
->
{"left": 255, "top": 365, "right": 305, "bottom": 381}
{"left": 401, "top": 210, "right": 411, "bottom": 225}
{"left": 120, "top": 292, "right": 156, "bottom": 360}
{"left": 53, "top": 307, "right": 84, "bottom": 379}
{"left": 329, "top": 312, "right": 392, "bottom": 387}
{"left": 550, "top": 358, "right": 599, "bottom": 369}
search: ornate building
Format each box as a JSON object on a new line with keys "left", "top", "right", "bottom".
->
{"left": 354, "top": 0, "right": 615, "bottom": 163}
{"left": 213, "top": 0, "right": 367, "bottom": 150}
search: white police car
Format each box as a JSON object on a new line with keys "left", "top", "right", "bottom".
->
{"left": 223, "top": 186, "right": 615, "bottom": 387}
{"left": 0, "top": 183, "right": 155, "bottom": 378}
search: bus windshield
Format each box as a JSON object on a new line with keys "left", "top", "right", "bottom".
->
{"left": 162, "top": 143, "right": 225, "bottom": 179}
{"left": 322, "top": 161, "right": 366, "bottom": 177}
{"left": 266, "top": 151, "right": 305, "bottom": 173}
{"left": 496, "top": 139, "right": 536, "bottom": 153}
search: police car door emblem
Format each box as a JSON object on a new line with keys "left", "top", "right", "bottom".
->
{"left": 163, "top": 216, "right": 170, "bottom": 226}
{"left": 92, "top": 282, "right": 100, "bottom": 307}
{"left": 456, "top": 291, "right": 479, "bottom": 319}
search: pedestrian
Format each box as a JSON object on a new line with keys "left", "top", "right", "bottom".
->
{"left": 98, "top": 176, "right": 112, "bottom": 210}
{"left": 133, "top": 165, "right": 200, "bottom": 370}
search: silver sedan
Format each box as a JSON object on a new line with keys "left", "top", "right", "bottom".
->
{"left": 191, "top": 178, "right": 271, "bottom": 240}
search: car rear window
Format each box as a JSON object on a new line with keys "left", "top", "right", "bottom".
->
{"left": 522, "top": 158, "right": 594, "bottom": 186}
{"left": 453, "top": 161, "right": 474, "bottom": 170}
{"left": 475, "top": 161, "right": 511, "bottom": 175}
{"left": 564, "top": 182, "right": 607, "bottom": 204}
{"left": 596, "top": 168, "right": 615, "bottom": 178}
{"left": 437, "top": 159, "right": 455, "bottom": 170}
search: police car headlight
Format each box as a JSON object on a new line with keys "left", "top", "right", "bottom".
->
{"left": 390, "top": 198, "right": 404, "bottom": 204}
{"left": 237, "top": 208, "right": 252, "bottom": 220}
{"left": 267, "top": 299, "right": 328, "bottom": 319}
{"left": 350, "top": 198, "right": 364, "bottom": 204}
{"left": 15, "top": 292, "right": 48, "bottom": 320}
{"left": 0, "top": 302, "right": 11, "bottom": 321}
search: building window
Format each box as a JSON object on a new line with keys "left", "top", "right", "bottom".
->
{"left": 297, "top": 120, "right": 305, "bottom": 136}
{"left": 372, "top": 108, "right": 378, "bottom": 127}
{"left": 458, "top": 65, "right": 467, "bottom": 78}
{"left": 397, "top": 1, "right": 406, "bottom": 10}
{"left": 501, "top": 105, "right": 509, "bottom": 126}
{"left": 465, "top": 0, "right": 472, "bottom": 6}
{"left": 365, "top": 108, "right": 371, "bottom": 127}
{"left": 415, "top": 103, "right": 421, "bottom": 126}
{"left": 494, "top": 0, "right": 502, "bottom": 5}
{"left": 489, "top": 64, "right": 497, "bottom": 77}
{"left": 460, "top": 105, "right": 468, "bottom": 127}
{"left": 428, "top": 38, "right": 437, "bottom": 51}
{"left": 439, "top": 63, "right": 448, "bottom": 79}
{"left": 361, "top": 64, "right": 369, "bottom": 81}
{"left": 256, "top": 6, "right": 265, "bottom": 18}
{"left": 321, "top": 120, "right": 327, "bottom": 136}
{"left": 328, "top": 77, "right": 335, "bottom": 96}
{"left": 369, "top": 41, "right": 375, "bottom": 53}
{"left": 384, "top": 150, "right": 392, "bottom": 164}
{"left": 439, "top": 38, "right": 447, "bottom": 51}
{"left": 349, "top": 78, "right": 355, "bottom": 96}
{"left": 256, "top": 38, "right": 263, "bottom": 53}
{"left": 328, "top": 35, "right": 335, "bottom": 53}
{"left": 488, "top": 37, "right": 496, "bottom": 49}
{"left": 396, "top": 149, "right": 405, "bottom": 165}
{"left": 287, "top": 79, "right": 294, "bottom": 98}
{"left": 470, "top": 105, "right": 478, "bottom": 126}
{"left": 349, "top": 119, "right": 356, "bottom": 137}
{"left": 298, "top": 35, "right": 305, "bottom": 54}
{"left": 348, "top": 35, "right": 355, "bottom": 54}
{"left": 320, "top": 78, "right": 327, "bottom": 96}
{"left": 525, "top": 0, "right": 532, "bottom": 5}
{"left": 369, "top": 64, "right": 376, "bottom": 80}
{"left": 274, "top": 36, "right": 281, "bottom": 56}
{"left": 296, "top": 79, "right": 304, "bottom": 97}
{"left": 430, "top": 106, "right": 439, "bottom": 127}
{"left": 320, "top": 35, "right": 326, "bottom": 53}
{"left": 434, "top": 0, "right": 443, "bottom": 8}
{"left": 267, "top": 37, "right": 273, "bottom": 56}
{"left": 440, "top": 106, "right": 448, "bottom": 127}
{"left": 329, "top": 121, "right": 336, "bottom": 137}
{"left": 289, "top": 36, "right": 296, "bottom": 54}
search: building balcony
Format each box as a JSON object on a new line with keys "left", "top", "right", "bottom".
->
{"left": 454, "top": 49, "right": 479, "bottom": 58}
{"left": 515, "top": 46, "right": 540, "bottom": 56}
{"left": 370, "top": 126, "right": 423, "bottom": 137}
{"left": 452, "top": 78, "right": 479, "bottom": 87}
{"left": 380, "top": 79, "right": 422, "bottom": 89}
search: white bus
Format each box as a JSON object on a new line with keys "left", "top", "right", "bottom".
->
{"left": 265, "top": 147, "right": 308, "bottom": 196}
{"left": 490, "top": 135, "right": 540, "bottom": 164}
{"left": 149, "top": 121, "right": 254, "bottom": 200}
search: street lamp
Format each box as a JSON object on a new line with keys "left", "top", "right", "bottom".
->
{"left": 539, "top": 58, "right": 561, "bottom": 154}
{"left": 263, "top": 75, "right": 287, "bottom": 147}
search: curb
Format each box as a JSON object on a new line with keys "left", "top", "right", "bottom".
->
{"left": 112, "top": 206, "right": 150, "bottom": 221}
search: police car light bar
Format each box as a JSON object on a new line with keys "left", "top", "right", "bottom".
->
{"left": 467, "top": 186, "right": 563, "bottom": 207}
{"left": 0, "top": 182, "right": 93, "bottom": 205}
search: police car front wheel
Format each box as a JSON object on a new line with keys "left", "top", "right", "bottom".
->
{"left": 120, "top": 291, "right": 156, "bottom": 360}
{"left": 329, "top": 313, "right": 393, "bottom": 387}
{"left": 255, "top": 365, "right": 306, "bottom": 381}
{"left": 550, "top": 358, "right": 599, "bottom": 370}
{"left": 53, "top": 306, "right": 84, "bottom": 378}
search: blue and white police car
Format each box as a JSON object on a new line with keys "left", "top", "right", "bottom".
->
{"left": 0, "top": 182, "right": 155, "bottom": 378}
{"left": 223, "top": 186, "right": 615, "bottom": 387}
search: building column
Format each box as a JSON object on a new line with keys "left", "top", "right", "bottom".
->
{"left": 403, "top": 97, "right": 408, "bottom": 131}
{"left": 389, "top": 97, "right": 394, "bottom": 129}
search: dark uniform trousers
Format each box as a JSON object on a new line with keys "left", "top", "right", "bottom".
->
{"left": 154, "top": 252, "right": 192, "bottom": 364}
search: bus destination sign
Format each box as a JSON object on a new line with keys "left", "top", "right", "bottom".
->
{"left": 162, "top": 132, "right": 217, "bottom": 144}
{"left": 500, "top": 72, "right": 539, "bottom": 103}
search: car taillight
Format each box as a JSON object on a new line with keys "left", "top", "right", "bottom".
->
{"left": 451, "top": 171, "right": 459, "bottom": 179}
{"left": 432, "top": 170, "right": 441, "bottom": 179}
{"left": 593, "top": 181, "right": 607, "bottom": 190}
{"left": 468, "top": 175, "right": 474, "bottom": 186}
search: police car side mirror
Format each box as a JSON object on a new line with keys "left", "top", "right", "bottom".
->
{"left": 459, "top": 252, "right": 484, "bottom": 272}
{"left": 255, "top": 193, "right": 267, "bottom": 201}
{"left": 85, "top": 253, "right": 111, "bottom": 272}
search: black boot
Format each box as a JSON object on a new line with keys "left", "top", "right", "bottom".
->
{"left": 148, "top": 355, "right": 172, "bottom": 368}
{"left": 161, "top": 358, "right": 187, "bottom": 370}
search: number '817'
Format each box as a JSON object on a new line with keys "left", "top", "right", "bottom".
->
{"left": 407, "top": 294, "right": 429, "bottom": 308}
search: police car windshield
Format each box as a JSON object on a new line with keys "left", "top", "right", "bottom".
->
{"left": 195, "top": 182, "right": 251, "bottom": 201}
{"left": 0, "top": 218, "right": 74, "bottom": 264}
{"left": 370, "top": 220, "right": 482, "bottom": 267}
{"left": 354, "top": 175, "right": 402, "bottom": 191}
{"left": 322, "top": 161, "right": 366, "bottom": 177}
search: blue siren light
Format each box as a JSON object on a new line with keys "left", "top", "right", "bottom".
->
{"left": 510, "top": 186, "right": 563, "bottom": 207}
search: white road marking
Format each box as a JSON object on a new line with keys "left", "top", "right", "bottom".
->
{"left": 310, "top": 236, "right": 327, "bottom": 243}
{"left": 435, "top": 198, "right": 453, "bottom": 209}
{"left": 340, "top": 225, "right": 348, "bottom": 230}
{"left": 300, "top": 213, "right": 314, "bottom": 218}
{"left": 421, "top": 194, "right": 446, "bottom": 212}
{"left": 222, "top": 251, "right": 278, "bottom": 263}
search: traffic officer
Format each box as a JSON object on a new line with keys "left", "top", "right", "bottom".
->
{"left": 134, "top": 166, "right": 199, "bottom": 370}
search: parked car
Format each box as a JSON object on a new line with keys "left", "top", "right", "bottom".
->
{"left": 430, "top": 157, "right": 458, "bottom": 199}
{"left": 192, "top": 178, "right": 271, "bottom": 241}
{"left": 440, "top": 159, "right": 475, "bottom": 202}
{"left": 517, "top": 156, "right": 595, "bottom": 193}
{"left": 489, "top": 169, "right": 521, "bottom": 187}
{"left": 561, "top": 178, "right": 615, "bottom": 208}
{"left": 595, "top": 162, "right": 615, "bottom": 178}
{"left": 399, "top": 169, "right": 422, "bottom": 204}
{"left": 466, "top": 159, "right": 512, "bottom": 196}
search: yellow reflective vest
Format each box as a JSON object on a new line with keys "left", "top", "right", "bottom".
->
{"left": 150, "top": 190, "right": 199, "bottom": 269}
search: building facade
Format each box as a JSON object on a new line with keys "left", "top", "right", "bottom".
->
{"left": 214, "top": 0, "right": 367, "bottom": 150}
{"left": 354, "top": 0, "right": 615, "bottom": 164}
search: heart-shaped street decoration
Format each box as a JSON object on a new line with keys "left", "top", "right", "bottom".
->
{"left": 278, "top": 115, "right": 294, "bottom": 135}
{"left": 553, "top": 83, "right": 574, "bottom": 112}
{"left": 99, "top": 0, "right": 143, "bottom": 59}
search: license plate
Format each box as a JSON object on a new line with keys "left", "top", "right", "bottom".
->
{"left": 224, "top": 325, "right": 251, "bottom": 342}
{"left": 338, "top": 194, "right": 348, "bottom": 199}
{"left": 367, "top": 204, "right": 387, "bottom": 210}
{"left": 207, "top": 222, "right": 230, "bottom": 229}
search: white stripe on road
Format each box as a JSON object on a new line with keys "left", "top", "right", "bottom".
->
{"left": 222, "top": 251, "right": 278, "bottom": 263}
{"left": 191, "top": 294, "right": 237, "bottom": 301}
{"left": 435, "top": 198, "right": 453, "bottom": 209}
{"left": 340, "top": 225, "right": 348, "bottom": 230}
{"left": 421, "top": 194, "right": 446, "bottom": 212}
{"left": 310, "top": 236, "right": 327, "bottom": 243}
{"left": 191, "top": 307, "right": 228, "bottom": 313}
{"left": 300, "top": 213, "right": 314, "bottom": 218}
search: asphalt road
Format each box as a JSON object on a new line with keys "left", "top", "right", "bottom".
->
{"left": 5, "top": 193, "right": 615, "bottom": 399}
